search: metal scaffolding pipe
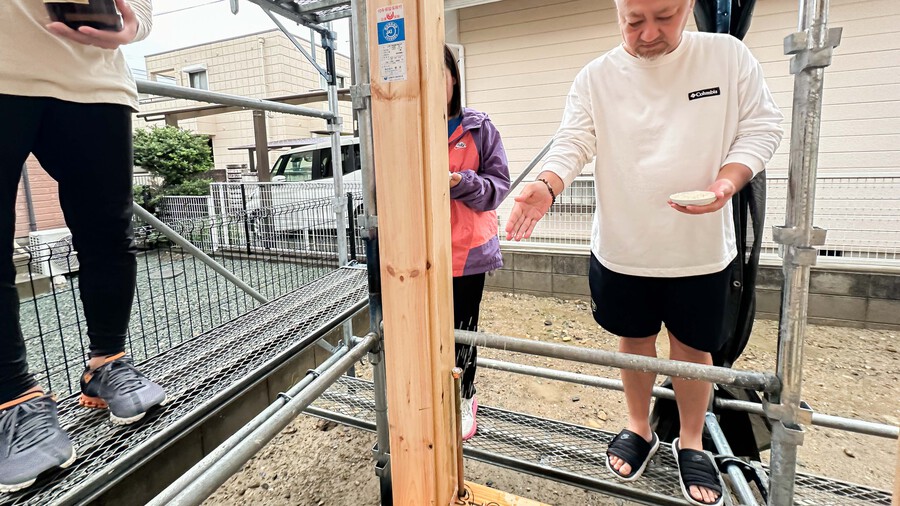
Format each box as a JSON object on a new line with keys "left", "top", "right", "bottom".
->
{"left": 160, "top": 333, "right": 378, "bottom": 506}
{"left": 456, "top": 330, "right": 780, "bottom": 392}
{"left": 478, "top": 358, "right": 899, "bottom": 439}
{"left": 132, "top": 204, "right": 269, "bottom": 304}
{"left": 769, "top": 0, "right": 837, "bottom": 502}
{"left": 136, "top": 79, "right": 334, "bottom": 120}
{"left": 349, "top": 0, "right": 391, "bottom": 480}
{"left": 809, "top": 412, "right": 898, "bottom": 439}
{"left": 705, "top": 413, "right": 760, "bottom": 506}
{"left": 508, "top": 138, "right": 553, "bottom": 195}
{"left": 147, "top": 343, "right": 353, "bottom": 506}
{"left": 327, "top": 80, "right": 350, "bottom": 267}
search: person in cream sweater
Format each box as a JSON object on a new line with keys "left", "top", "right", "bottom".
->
{"left": 0, "top": 0, "right": 167, "bottom": 493}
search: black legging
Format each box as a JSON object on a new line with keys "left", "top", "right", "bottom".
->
{"left": 453, "top": 273, "right": 485, "bottom": 399}
{"left": 0, "top": 95, "right": 136, "bottom": 403}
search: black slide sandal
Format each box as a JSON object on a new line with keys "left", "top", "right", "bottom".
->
{"left": 672, "top": 438, "right": 725, "bottom": 506}
{"left": 605, "top": 429, "right": 660, "bottom": 482}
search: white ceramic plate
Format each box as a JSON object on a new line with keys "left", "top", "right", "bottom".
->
{"left": 669, "top": 190, "right": 716, "bottom": 207}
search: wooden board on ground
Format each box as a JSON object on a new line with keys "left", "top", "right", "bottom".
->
{"left": 462, "top": 482, "right": 549, "bottom": 506}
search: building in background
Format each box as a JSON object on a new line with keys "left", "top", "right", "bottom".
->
{"left": 15, "top": 28, "right": 353, "bottom": 239}
{"left": 136, "top": 29, "right": 354, "bottom": 172}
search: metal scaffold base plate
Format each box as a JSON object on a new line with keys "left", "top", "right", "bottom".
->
{"left": 306, "top": 376, "right": 893, "bottom": 506}
{"left": 2, "top": 267, "right": 368, "bottom": 506}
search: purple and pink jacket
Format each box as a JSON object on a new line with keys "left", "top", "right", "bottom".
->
{"left": 449, "top": 108, "right": 511, "bottom": 277}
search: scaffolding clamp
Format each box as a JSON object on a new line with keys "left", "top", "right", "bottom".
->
{"left": 764, "top": 399, "right": 814, "bottom": 428}
{"left": 359, "top": 214, "right": 379, "bottom": 230}
{"left": 772, "top": 225, "right": 827, "bottom": 247}
{"left": 772, "top": 419, "right": 807, "bottom": 447}
{"left": 325, "top": 118, "right": 344, "bottom": 131}
{"left": 350, "top": 84, "right": 371, "bottom": 111}
{"left": 784, "top": 27, "right": 843, "bottom": 74}
{"left": 782, "top": 245, "right": 819, "bottom": 267}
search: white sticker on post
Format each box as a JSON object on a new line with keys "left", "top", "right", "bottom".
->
{"left": 376, "top": 4, "right": 407, "bottom": 82}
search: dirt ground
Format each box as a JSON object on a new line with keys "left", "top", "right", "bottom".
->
{"left": 205, "top": 291, "right": 899, "bottom": 506}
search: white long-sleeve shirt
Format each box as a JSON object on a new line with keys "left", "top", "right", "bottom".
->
{"left": 0, "top": 0, "right": 153, "bottom": 109}
{"left": 544, "top": 31, "right": 783, "bottom": 277}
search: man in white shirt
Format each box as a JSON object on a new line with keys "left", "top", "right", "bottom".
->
{"left": 505, "top": 0, "right": 783, "bottom": 504}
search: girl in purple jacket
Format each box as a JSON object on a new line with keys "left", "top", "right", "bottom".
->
{"left": 445, "top": 45, "right": 511, "bottom": 440}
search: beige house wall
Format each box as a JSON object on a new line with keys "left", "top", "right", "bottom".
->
{"left": 458, "top": 0, "right": 900, "bottom": 180}
{"left": 138, "top": 29, "right": 353, "bottom": 171}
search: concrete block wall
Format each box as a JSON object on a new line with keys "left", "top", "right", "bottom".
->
{"left": 487, "top": 251, "right": 592, "bottom": 301}
{"left": 755, "top": 266, "right": 900, "bottom": 329}
{"left": 487, "top": 249, "right": 900, "bottom": 330}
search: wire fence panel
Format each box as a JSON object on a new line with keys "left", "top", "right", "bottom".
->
{"left": 132, "top": 173, "right": 163, "bottom": 187}
{"left": 19, "top": 192, "right": 358, "bottom": 398}
{"left": 498, "top": 175, "right": 900, "bottom": 265}
{"left": 209, "top": 182, "right": 366, "bottom": 258}
{"left": 763, "top": 176, "right": 900, "bottom": 262}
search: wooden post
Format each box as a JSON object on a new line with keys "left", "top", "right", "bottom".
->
{"left": 253, "top": 110, "right": 271, "bottom": 182}
{"left": 367, "top": 0, "right": 458, "bottom": 504}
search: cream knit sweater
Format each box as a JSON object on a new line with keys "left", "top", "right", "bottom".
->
{"left": 0, "top": 0, "right": 153, "bottom": 109}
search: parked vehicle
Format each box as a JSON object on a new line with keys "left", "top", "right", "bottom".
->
{"left": 228, "top": 138, "right": 364, "bottom": 252}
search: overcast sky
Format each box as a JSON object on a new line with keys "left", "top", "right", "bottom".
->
{"left": 122, "top": 0, "right": 352, "bottom": 75}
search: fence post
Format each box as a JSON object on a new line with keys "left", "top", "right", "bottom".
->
{"left": 240, "top": 185, "right": 252, "bottom": 255}
{"left": 347, "top": 192, "right": 357, "bottom": 261}
{"left": 207, "top": 196, "right": 219, "bottom": 252}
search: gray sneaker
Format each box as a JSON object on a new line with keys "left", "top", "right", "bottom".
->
{"left": 80, "top": 354, "right": 167, "bottom": 425}
{"left": 0, "top": 394, "right": 76, "bottom": 493}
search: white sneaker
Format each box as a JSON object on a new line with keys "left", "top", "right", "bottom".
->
{"left": 460, "top": 395, "right": 478, "bottom": 440}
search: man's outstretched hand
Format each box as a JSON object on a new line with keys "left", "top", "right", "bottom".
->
{"left": 505, "top": 180, "right": 554, "bottom": 241}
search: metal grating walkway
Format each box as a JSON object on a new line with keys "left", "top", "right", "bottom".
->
{"left": 307, "top": 376, "right": 894, "bottom": 506}
{"left": 2, "top": 267, "right": 368, "bottom": 506}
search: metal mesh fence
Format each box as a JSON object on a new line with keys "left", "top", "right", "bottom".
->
{"left": 16, "top": 193, "right": 355, "bottom": 400}
{"left": 498, "top": 175, "right": 900, "bottom": 266}
{"left": 208, "top": 182, "right": 366, "bottom": 259}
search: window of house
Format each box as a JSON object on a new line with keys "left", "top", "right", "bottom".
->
{"left": 152, "top": 72, "right": 177, "bottom": 86}
{"left": 189, "top": 70, "right": 208, "bottom": 90}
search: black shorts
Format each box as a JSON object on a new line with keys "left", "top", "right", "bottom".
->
{"left": 588, "top": 254, "right": 731, "bottom": 353}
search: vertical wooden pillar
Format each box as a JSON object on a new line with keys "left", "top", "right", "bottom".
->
{"left": 253, "top": 110, "right": 271, "bottom": 182}
{"left": 367, "top": 0, "right": 457, "bottom": 504}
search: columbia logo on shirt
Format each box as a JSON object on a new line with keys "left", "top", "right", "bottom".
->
{"left": 688, "top": 87, "right": 721, "bottom": 100}
{"left": 455, "top": 141, "right": 467, "bottom": 149}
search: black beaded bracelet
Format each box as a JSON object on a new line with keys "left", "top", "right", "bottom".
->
{"left": 537, "top": 178, "right": 556, "bottom": 205}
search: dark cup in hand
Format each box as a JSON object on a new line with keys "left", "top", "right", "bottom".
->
{"left": 45, "top": 0, "right": 124, "bottom": 32}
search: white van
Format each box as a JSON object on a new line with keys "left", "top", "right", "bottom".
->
{"left": 239, "top": 137, "right": 364, "bottom": 241}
